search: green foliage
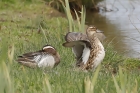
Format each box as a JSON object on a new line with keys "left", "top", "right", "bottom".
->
{"left": 46, "top": 0, "right": 103, "bottom": 13}
{"left": 112, "top": 66, "right": 138, "bottom": 93}
{"left": 0, "top": 0, "right": 140, "bottom": 93}
{"left": 1, "top": 0, "right": 15, "bottom": 3}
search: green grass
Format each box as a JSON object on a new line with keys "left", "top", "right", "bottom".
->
{"left": 0, "top": 0, "right": 140, "bottom": 93}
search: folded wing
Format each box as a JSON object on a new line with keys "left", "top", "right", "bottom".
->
{"left": 17, "top": 51, "right": 44, "bottom": 68}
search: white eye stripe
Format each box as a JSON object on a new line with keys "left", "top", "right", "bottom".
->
{"left": 89, "top": 27, "right": 94, "bottom": 29}
{"left": 43, "top": 46, "right": 55, "bottom": 50}
{"left": 89, "top": 26, "right": 96, "bottom": 29}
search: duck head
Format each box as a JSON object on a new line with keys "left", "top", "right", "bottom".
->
{"left": 86, "top": 25, "right": 103, "bottom": 36}
{"left": 42, "top": 45, "right": 56, "bottom": 55}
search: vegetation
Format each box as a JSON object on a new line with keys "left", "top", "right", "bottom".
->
{"left": 48, "top": 0, "right": 102, "bottom": 11}
{"left": 47, "top": 0, "right": 103, "bottom": 19}
{"left": 0, "top": 0, "right": 140, "bottom": 93}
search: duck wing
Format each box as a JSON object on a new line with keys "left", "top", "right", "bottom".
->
{"left": 20, "top": 50, "right": 42, "bottom": 57}
{"left": 65, "top": 32, "right": 89, "bottom": 42}
{"left": 63, "top": 40, "right": 91, "bottom": 48}
{"left": 63, "top": 40, "right": 91, "bottom": 66}
{"left": 17, "top": 50, "right": 44, "bottom": 67}
{"left": 64, "top": 32, "right": 90, "bottom": 61}
{"left": 65, "top": 31, "right": 106, "bottom": 42}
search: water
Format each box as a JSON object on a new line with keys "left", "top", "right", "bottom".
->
{"left": 86, "top": 0, "right": 140, "bottom": 58}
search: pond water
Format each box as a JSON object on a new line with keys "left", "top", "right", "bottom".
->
{"left": 86, "top": 0, "right": 140, "bottom": 58}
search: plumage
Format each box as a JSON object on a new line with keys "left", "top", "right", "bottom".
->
{"left": 65, "top": 30, "right": 106, "bottom": 43}
{"left": 63, "top": 25, "right": 105, "bottom": 70}
{"left": 17, "top": 45, "right": 60, "bottom": 68}
{"left": 82, "top": 47, "right": 90, "bottom": 64}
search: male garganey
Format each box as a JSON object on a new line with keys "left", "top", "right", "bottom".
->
{"left": 17, "top": 45, "right": 60, "bottom": 68}
{"left": 63, "top": 25, "right": 105, "bottom": 70}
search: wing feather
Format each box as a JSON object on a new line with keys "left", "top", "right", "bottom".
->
{"left": 63, "top": 40, "right": 91, "bottom": 66}
{"left": 65, "top": 32, "right": 106, "bottom": 43}
{"left": 65, "top": 32, "right": 89, "bottom": 42}
{"left": 17, "top": 50, "right": 45, "bottom": 64}
{"left": 63, "top": 40, "right": 91, "bottom": 48}
{"left": 22, "top": 50, "right": 42, "bottom": 57}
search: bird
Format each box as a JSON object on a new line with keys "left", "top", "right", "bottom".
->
{"left": 17, "top": 45, "right": 60, "bottom": 68}
{"left": 63, "top": 25, "right": 105, "bottom": 70}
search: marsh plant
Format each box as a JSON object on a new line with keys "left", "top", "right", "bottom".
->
{"left": 47, "top": 0, "right": 103, "bottom": 18}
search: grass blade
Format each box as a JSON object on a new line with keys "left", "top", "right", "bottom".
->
{"left": 112, "top": 75, "right": 121, "bottom": 93}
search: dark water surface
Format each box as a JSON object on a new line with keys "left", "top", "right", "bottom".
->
{"left": 86, "top": 0, "right": 140, "bottom": 58}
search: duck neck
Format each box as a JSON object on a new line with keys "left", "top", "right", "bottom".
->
{"left": 87, "top": 34, "right": 101, "bottom": 48}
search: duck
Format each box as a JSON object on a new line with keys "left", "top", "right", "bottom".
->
{"left": 63, "top": 25, "right": 105, "bottom": 70}
{"left": 17, "top": 45, "right": 60, "bottom": 68}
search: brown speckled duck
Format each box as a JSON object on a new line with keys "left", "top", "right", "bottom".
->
{"left": 63, "top": 25, "right": 105, "bottom": 70}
